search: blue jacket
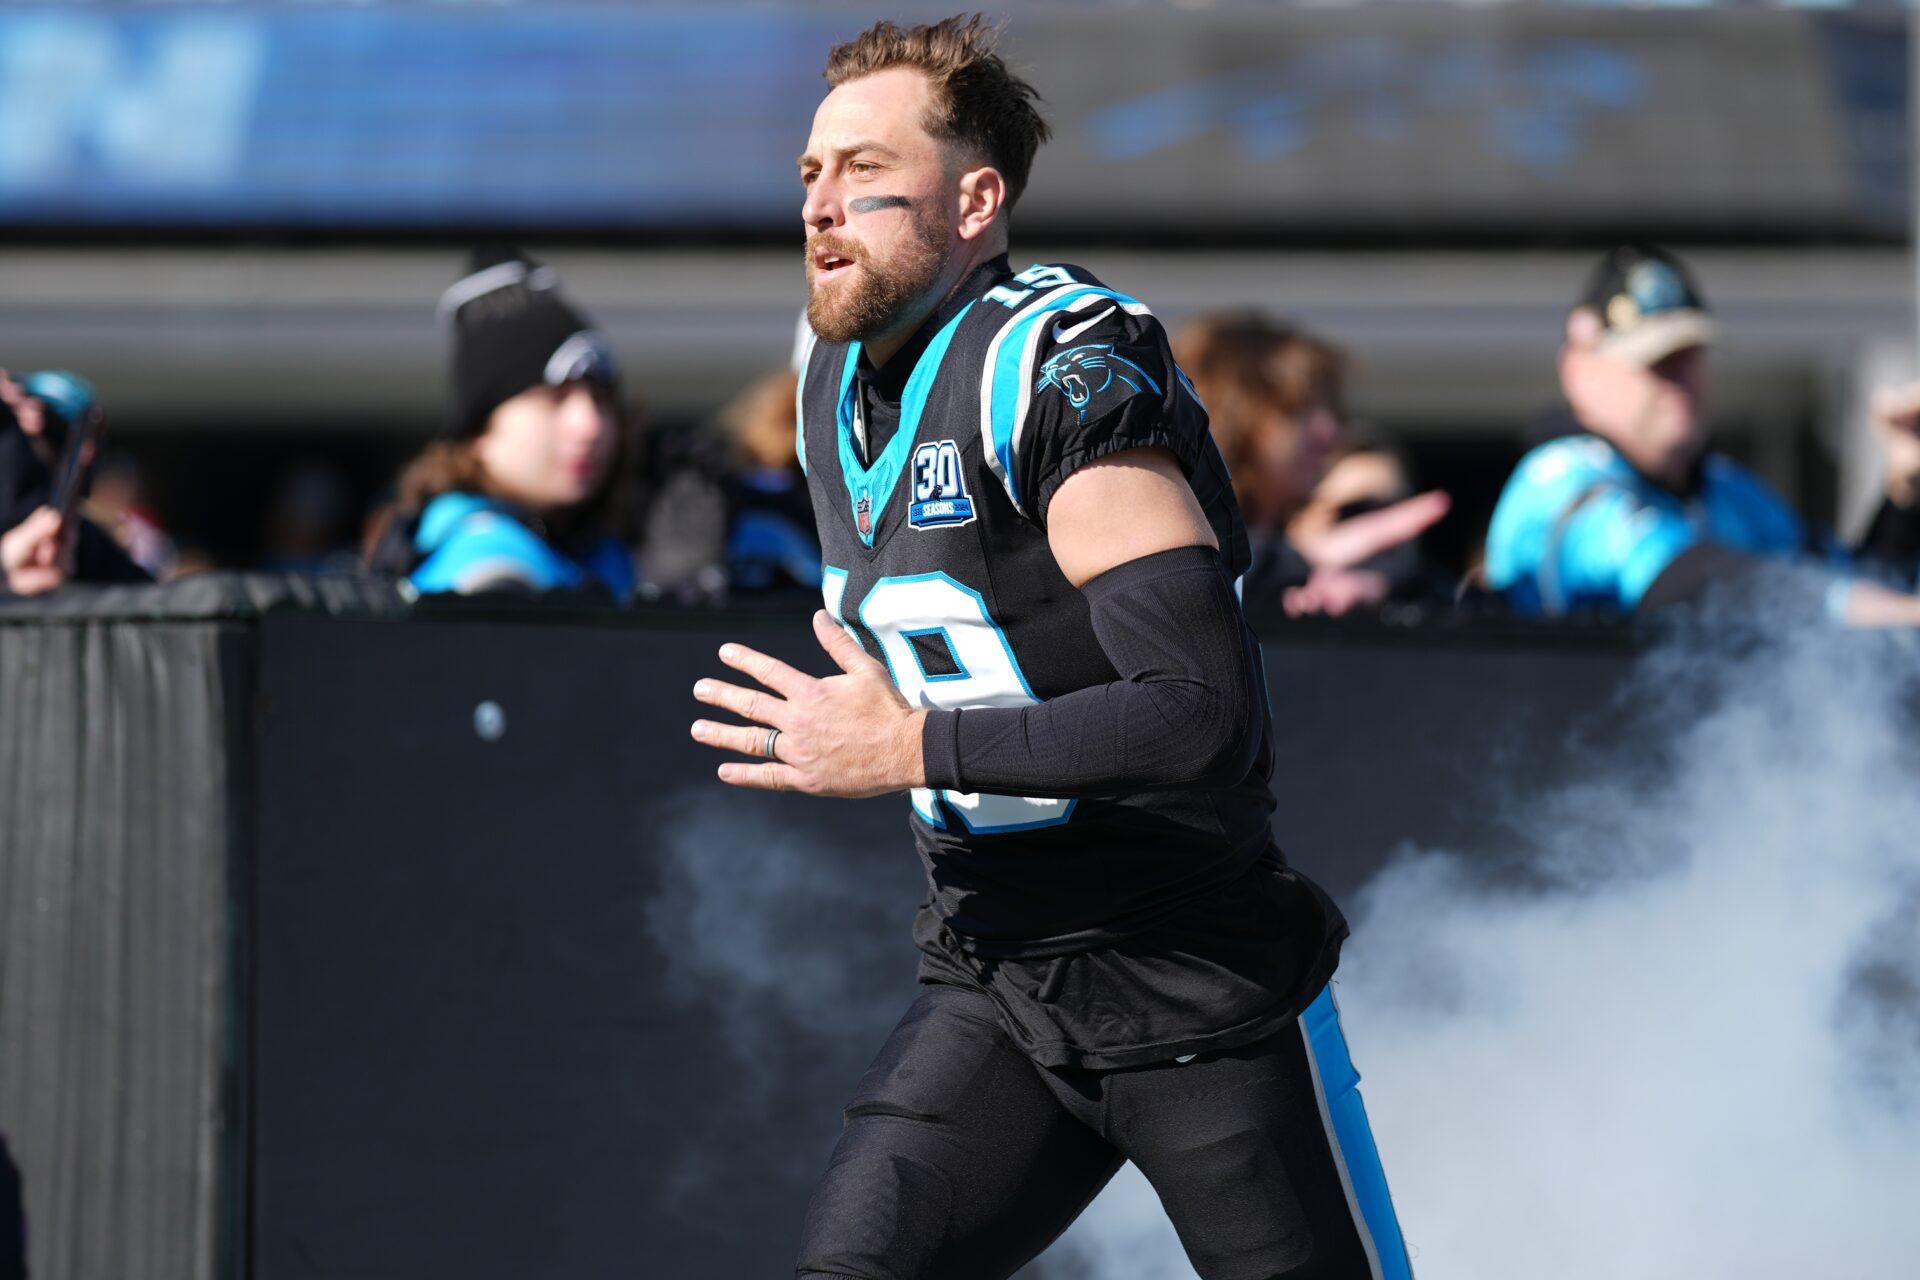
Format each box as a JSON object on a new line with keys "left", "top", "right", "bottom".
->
{"left": 1485, "top": 434, "right": 1803, "bottom": 616}
{"left": 409, "top": 492, "right": 635, "bottom": 600}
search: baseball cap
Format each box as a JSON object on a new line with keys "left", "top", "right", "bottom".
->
{"left": 1575, "top": 245, "right": 1715, "bottom": 366}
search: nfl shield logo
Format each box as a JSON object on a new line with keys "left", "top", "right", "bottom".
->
{"left": 856, "top": 494, "right": 872, "bottom": 537}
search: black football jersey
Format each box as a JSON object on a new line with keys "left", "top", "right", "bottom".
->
{"left": 798, "top": 256, "right": 1305, "bottom": 962}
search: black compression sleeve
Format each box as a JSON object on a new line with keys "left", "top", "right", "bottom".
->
{"left": 920, "top": 545, "right": 1261, "bottom": 796}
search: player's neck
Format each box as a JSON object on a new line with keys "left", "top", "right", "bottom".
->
{"left": 861, "top": 324, "right": 927, "bottom": 376}
{"left": 861, "top": 239, "right": 1006, "bottom": 370}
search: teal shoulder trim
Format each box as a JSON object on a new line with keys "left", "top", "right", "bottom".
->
{"left": 975, "top": 278, "right": 1151, "bottom": 516}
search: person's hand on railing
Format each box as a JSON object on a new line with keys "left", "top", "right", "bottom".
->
{"left": 2, "top": 507, "right": 69, "bottom": 597}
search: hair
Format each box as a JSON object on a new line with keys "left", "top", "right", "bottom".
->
{"left": 1171, "top": 310, "right": 1347, "bottom": 507}
{"left": 824, "top": 15, "right": 1051, "bottom": 210}
{"left": 719, "top": 368, "right": 800, "bottom": 472}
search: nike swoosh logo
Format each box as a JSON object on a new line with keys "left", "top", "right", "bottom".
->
{"left": 1051, "top": 305, "right": 1116, "bottom": 345}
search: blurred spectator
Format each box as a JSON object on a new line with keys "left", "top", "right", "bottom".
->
{"left": 366, "top": 248, "right": 639, "bottom": 599}
{"left": 632, "top": 422, "right": 731, "bottom": 605}
{"left": 1854, "top": 382, "right": 1920, "bottom": 588}
{"left": 1, "top": 369, "right": 149, "bottom": 597}
{"left": 1290, "top": 431, "right": 1451, "bottom": 606}
{"left": 717, "top": 368, "right": 821, "bottom": 597}
{"left": 260, "top": 459, "right": 358, "bottom": 576}
{"left": 1484, "top": 245, "right": 1920, "bottom": 625}
{"left": 1172, "top": 312, "right": 1448, "bottom": 616}
{"left": 85, "top": 449, "right": 180, "bottom": 580}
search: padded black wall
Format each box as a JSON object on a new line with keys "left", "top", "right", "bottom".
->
{"left": 0, "top": 587, "right": 1640, "bottom": 1279}
{"left": 0, "top": 615, "right": 251, "bottom": 1280}
{"left": 247, "top": 612, "right": 1636, "bottom": 1279}
{"left": 251, "top": 612, "right": 932, "bottom": 1278}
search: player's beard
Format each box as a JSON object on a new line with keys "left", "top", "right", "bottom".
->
{"left": 805, "top": 208, "right": 951, "bottom": 345}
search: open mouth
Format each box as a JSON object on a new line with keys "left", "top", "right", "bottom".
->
{"left": 813, "top": 245, "right": 857, "bottom": 279}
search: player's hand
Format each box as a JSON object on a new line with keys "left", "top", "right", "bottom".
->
{"left": 690, "top": 610, "right": 927, "bottom": 798}
{"left": 1870, "top": 381, "right": 1920, "bottom": 508}
{"left": 2, "top": 506, "right": 68, "bottom": 597}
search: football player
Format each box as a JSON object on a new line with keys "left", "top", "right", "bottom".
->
{"left": 691, "top": 17, "right": 1412, "bottom": 1279}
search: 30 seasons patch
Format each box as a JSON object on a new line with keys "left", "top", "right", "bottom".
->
{"left": 908, "top": 440, "right": 976, "bottom": 530}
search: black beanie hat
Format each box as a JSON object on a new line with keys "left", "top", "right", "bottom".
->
{"left": 438, "top": 245, "right": 619, "bottom": 437}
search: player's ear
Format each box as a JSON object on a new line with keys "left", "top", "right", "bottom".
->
{"left": 955, "top": 165, "right": 1006, "bottom": 243}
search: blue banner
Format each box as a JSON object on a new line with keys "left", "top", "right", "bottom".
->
{"left": 0, "top": 5, "right": 1905, "bottom": 238}
{"left": 0, "top": 5, "right": 841, "bottom": 228}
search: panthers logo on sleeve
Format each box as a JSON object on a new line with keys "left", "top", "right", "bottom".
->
{"left": 1034, "top": 343, "right": 1161, "bottom": 421}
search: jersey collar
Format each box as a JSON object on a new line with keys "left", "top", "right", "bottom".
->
{"left": 836, "top": 301, "right": 975, "bottom": 548}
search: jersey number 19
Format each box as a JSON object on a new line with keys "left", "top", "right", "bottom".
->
{"left": 824, "top": 568, "right": 1076, "bottom": 834}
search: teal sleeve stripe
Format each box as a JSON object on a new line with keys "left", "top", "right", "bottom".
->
{"left": 986, "top": 286, "right": 1138, "bottom": 510}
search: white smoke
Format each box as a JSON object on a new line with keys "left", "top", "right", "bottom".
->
{"left": 644, "top": 797, "right": 917, "bottom": 1196}
{"left": 647, "top": 620, "right": 1920, "bottom": 1278}
{"left": 1030, "top": 1162, "right": 1196, "bottom": 1280}
{"left": 646, "top": 798, "right": 909, "bottom": 1064}
{"left": 1037, "top": 618, "right": 1920, "bottom": 1279}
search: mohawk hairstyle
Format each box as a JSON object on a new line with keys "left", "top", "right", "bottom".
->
{"left": 824, "top": 14, "right": 1052, "bottom": 210}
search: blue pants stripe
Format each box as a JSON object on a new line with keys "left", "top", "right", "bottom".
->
{"left": 1301, "top": 984, "right": 1413, "bottom": 1280}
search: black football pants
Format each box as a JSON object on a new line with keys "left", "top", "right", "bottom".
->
{"left": 795, "top": 981, "right": 1411, "bottom": 1280}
